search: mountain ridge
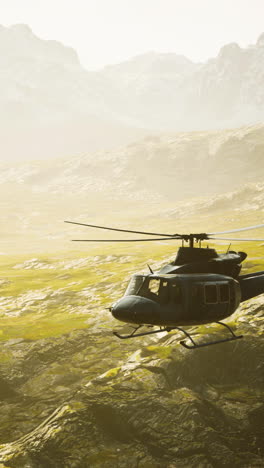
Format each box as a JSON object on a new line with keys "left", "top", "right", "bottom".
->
{"left": 1, "top": 123, "right": 262, "bottom": 197}
{"left": 1, "top": 24, "right": 264, "bottom": 160}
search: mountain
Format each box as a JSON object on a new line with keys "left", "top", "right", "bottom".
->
{"left": 1, "top": 25, "right": 264, "bottom": 160}
{"left": 99, "top": 35, "right": 264, "bottom": 130}
{"left": 0, "top": 24, "right": 149, "bottom": 161}
{"left": 99, "top": 51, "right": 198, "bottom": 129}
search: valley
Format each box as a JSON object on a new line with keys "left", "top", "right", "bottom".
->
{"left": 0, "top": 234, "right": 263, "bottom": 466}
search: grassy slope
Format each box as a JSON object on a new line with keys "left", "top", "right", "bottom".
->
{"left": 0, "top": 208, "right": 263, "bottom": 345}
{"left": 0, "top": 208, "right": 263, "bottom": 464}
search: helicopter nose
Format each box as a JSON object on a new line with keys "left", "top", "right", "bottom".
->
{"left": 111, "top": 296, "right": 160, "bottom": 325}
{"left": 111, "top": 296, "right": 137, "bottom": 322}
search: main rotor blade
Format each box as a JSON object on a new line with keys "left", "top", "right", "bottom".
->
{"left": 71, "top": 237, "right": 181, "bottom": 242}
{"left": 65, "top": 220, "right": 176, "bottom": 237}
{"left": 209, "top": 223, "right": 264, "bottom": 235}
{"left": 208, "top": 237, "right": 264, "bottom": 242}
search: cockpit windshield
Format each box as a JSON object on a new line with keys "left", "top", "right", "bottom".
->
{"left": 125, "top": 275, "right": 146, "bottom": 296}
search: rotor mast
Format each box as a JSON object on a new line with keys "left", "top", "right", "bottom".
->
{"left": 181, "top": 233, "right": 208, "bottom": 248}
{"left": 189, "top": 235, "right": 194, "bottom": 248}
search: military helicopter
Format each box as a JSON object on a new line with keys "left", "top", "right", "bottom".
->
{"left": 65, "top": 221, "right": 264, "bottom": 349}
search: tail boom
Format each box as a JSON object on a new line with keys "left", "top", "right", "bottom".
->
{"left": 239, "top": 271, "right": 264, "bottom": 302}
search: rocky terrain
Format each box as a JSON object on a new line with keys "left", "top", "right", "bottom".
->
{"left": 1, "top": 24, "right": 264, "bottom": 160}
{"left": 0, "top": 156, "right": 263, "bottom": 466}
{"left": 0, "top": 246, "right": 263, "bottom": 467}
{"left": 2, "top": 123, "right": 264, "bottom": 198}
{"left": 0, "top": 122, "right": 264, "bottom": 254}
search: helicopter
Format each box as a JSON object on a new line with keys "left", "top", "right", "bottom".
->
{"left": 65, "top": 221, "right": 264, "bottom": 349}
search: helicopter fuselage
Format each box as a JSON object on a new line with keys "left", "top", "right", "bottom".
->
{"left": 65, "top": 219, "right": 264, "bottom": 348}
{"left": 111, "top": 273, "right": 241, "bottom": 327}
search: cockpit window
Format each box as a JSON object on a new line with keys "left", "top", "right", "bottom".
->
{"left": 125, "top": 276, "right": 173, "bottom": 304}
{"left": 149, "top": 279, "right": 160, "bottom": 295}
{"left": 139, "top": 278, "right": 170, "bottom": 304}
{"left": 125, "top": 275, "right": 145, "bottom": 296}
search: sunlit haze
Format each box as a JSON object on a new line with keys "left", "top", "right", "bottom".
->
{"left": 1, "top": 0, "right": 264, "bottom": 69}
{"left": 1, "top": 2, "right": 264, "bottom": 463}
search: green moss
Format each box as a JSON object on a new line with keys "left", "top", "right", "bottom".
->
{"left": 86, "top": 450, "right": 118, "bottom": 464}
{"left": 0, "top": 311, "right": 90, "bottom": 341}
{"left": 223, "top": 387, "right": 261, "bottom": 402}
{"left": 0, "top": 351, "right": 13, "bottom": 364}
{"left": 104, "top": 367, "right": 121, "bottom": 379}
{"left": 145, "top": 345, "right": 173, "bottom": 359}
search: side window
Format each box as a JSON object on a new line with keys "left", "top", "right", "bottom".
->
{"left": 171, "top": 283, "right": 182, "bottom": 303}
{"left": 219, "top": 283, "right": 229, "bottom": 303}
{"left": 148, "top": 279, "right": 160, "bottom": 295}
{"left": 205, "top": 284, "right": 217, "bottom": 304}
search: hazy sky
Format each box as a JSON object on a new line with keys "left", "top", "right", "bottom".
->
{"left": 1, "top": 0, "right": 264, "bottom": 69}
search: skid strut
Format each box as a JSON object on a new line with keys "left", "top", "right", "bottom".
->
{"left": 113, "top": 321, "right": 243, "bottom": 349}
{"left": 113, "top": 326, "right": 173, "bottom": 340}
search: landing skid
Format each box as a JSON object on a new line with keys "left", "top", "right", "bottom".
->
{"left": 113, "top": 321, "right": 243, "bottom": 349}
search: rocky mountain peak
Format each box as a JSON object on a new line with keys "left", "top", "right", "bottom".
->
{"left": 9, "top": 23, "right": 33, "bottom": 35}
{"left": 104, "top": 50, "right": 195, "bottom": 76}
{"left": 0, "top": 23, "right": 80, "bottom": 66}
{"left": 218, "top": 42, "right": 242, "bottom": 61}
{"left": 257, "top": 32, "right": 264, "bottom": 47}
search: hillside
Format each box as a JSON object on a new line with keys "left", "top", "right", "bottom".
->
{"left": 0, "top": 246, "right": 263, "bottom": 467}
{"left": 0, "top": 123, "right": 264, "bottom": 252}
{"left": 2, "top": 123, "right": 264, "bottom": 196}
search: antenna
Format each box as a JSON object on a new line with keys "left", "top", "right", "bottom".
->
{"left": 147, "top": 264, "right": 154, "bottom": 274}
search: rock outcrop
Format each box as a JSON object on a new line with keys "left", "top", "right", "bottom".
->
{"left": 0, "top": 296, "right": 263, "bottom": 467}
